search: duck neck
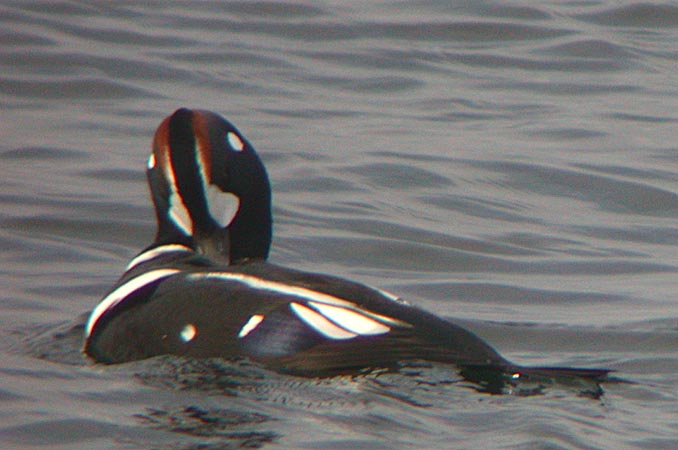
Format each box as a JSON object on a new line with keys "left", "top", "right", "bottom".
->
{"left": 228, "top": 188, "right": 272, "bottom": 264}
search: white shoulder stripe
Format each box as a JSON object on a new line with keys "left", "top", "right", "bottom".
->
{"left": 84, "top": 268, "right": 180, "bottom": 338}
{"left": 290, "top": 302, "right": 357, "bottom": 340}
{"left": 307, "top": 301, "right": 390, "bottom": 336}
{"left": 125, "top": 244, "right": 193, "bottom": 271}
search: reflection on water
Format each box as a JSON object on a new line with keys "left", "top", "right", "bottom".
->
{"left": 1, "top": 1, "right": 676, "bottom": 448}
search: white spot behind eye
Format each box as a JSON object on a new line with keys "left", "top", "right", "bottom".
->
{"left": 180, "top": 324, "right": 197, "bottom": 342}
{"left": 238, "top": 314, "right": 265, "bottom": 338}
{"left": 227, "top": 132, "right": 244, "bottom": 152}
{"left": 147, "top": 153, "right": 156, "bottom": 169}
{"left": 206, "top": 185, "right": 240, "bottom": 228}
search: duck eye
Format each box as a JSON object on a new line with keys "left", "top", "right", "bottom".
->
{"left": 227, "top": 132, "right": 244, "bottom": 152}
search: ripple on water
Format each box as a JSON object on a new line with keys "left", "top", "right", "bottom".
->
{"left": 576, "top": 3, "right": 678, "bottom": 27}
{"left": 470, "top": 161, "right": 678, "bottom": 217}
{"left": 0, "top": 78, "right": 162, "bottom": 100}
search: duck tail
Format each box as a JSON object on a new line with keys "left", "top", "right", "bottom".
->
{"left": 458, "top": 364, "right": 613, "bottom": 396}
{"left": 513, "top": 366, "right": 611, "bottom": 382}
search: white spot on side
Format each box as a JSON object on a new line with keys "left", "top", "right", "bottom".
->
{"left": 125, "top": 244, "right": 193, "bottom": 271}
{"left": 290, "top": 303, "right": 357, "bottom": 340}
{"left": 307, "top": 301, "right": 390, "bottom": 336}
{"left": 227, "top": 132, "right": 244, "bottom": 152}
{"left": 147, "top": 153, "right": 156, "bottom": 169}
{"left": 84, "top": 269, "right": 180, "bottom": 337}
{"left": 238, "top": 314, "right": 265, "bottom": 338}
{"left": 180, "top": 324, "right": 197, "bottom": 342}
{"left": 206, "top": 185, "right": 240, "bottom": 228}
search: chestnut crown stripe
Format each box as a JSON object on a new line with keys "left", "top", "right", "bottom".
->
{"left": 167, "top": 108, "right": 214, "bottom": 235}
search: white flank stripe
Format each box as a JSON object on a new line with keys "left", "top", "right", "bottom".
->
{"left": 307, "top": 301, "right": 390, "bottom": 336}
{"left": 187, "top": 272, "right": 411, "bottom": 328}
{"left": 84, "top": 268, "right": 180, "bottom": 337}
{"left": 237, "top": 314, "right": 265, "bottom": 338}
{"left": 375, "top": 287, "right": 409, "bottom": 305}
{"left": 125, "top": 244, "right": 193, "bottom": 271}
{"left": 188, "top": 272, "right": 356, "bottom": 307}
{"left": 290, "top": 303, "right": 357, "bottom": 339}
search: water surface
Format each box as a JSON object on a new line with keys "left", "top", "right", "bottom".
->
{"left": 1, "top": 1, "right": 676, "bottom": 448}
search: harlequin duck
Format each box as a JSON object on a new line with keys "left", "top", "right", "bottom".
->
{"left": 83, "top": 108, "right": 609, "bottom": 387}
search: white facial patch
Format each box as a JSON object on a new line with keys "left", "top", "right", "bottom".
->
{"left": 227, "top": 132, "right": 244, "bottom": 152}
{"left": 195, "top": 141, "right": 241, "bottom": 229}
{"left": 84, "top": 268, "right": 180, "bottom": 338}
{"left": 125, "top": 244, "right": 193, "bottom": 272}
{"left": 290, "top": 302, "right": 357, "bottom": 339}
{"left": 206, "top": 185, "right": 240, "bottom": 228}
{"left": 147, "top": 153, "right": 156, "bottom": 169}
{"left": 238, "top": 314, "right": 265, "bottom": 338}
{"left": 179, "top": 323, "right": 197, "bottom": 342}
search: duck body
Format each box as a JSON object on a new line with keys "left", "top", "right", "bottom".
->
{"left": 85, "top": 246, "right": 509, "bottom": 376}
{"left": 84, "top": 108, "right": 610, "bottom": 387}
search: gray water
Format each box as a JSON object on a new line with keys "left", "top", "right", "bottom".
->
{"left": 1, "top": 1, "right": 677, "bottom": 448}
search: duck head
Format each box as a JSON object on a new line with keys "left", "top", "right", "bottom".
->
{"left": 147, "top": 108, "right": 272, "bottom": 263}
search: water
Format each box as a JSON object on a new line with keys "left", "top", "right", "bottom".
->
{"left": 1, "top": 1, "right": 676, "bottom": 448}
